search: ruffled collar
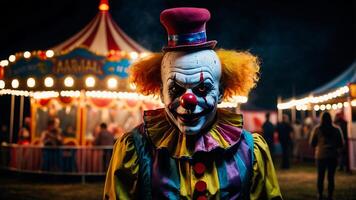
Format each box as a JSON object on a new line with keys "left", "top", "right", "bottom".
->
{"left": 143, "top": 108, "right": 243, "bottom": 159}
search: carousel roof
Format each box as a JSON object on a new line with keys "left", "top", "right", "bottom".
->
{"left": 52, "top": 0, "right": 149, "bottom": 55}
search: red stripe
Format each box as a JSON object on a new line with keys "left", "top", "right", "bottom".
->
{"left": 82, "top": 13, "right": 102, "bottom": 48}
{"left": 61, "top": 13, "right": 99, "bottom": 51}
{"left": 105, "top": 13, "right": 120, "bottom": 51}
{"left": 108, "top": 13, "right": 142, "bottom": 52}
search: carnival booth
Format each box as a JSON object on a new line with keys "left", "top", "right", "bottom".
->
{"left": 0, "top": 0, "right": 162, "bottom": 147}
{"left": 277, "top": 61, "right": 356, "bottom": 169}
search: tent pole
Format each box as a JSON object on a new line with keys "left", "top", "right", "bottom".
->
{"left": 346, "top": 96, "right": 354, "bottom": 170}
{"left": 277, "top": 96, "right": 282, "bottom": 122}
{"left": 19, "top": 95, "right": 24, "bottom": 129}
{"left": 9, "top": 95, "right": 15, "bottom": 143}
{"left": 291, "top": 107, "right": 296, "bottom": 124}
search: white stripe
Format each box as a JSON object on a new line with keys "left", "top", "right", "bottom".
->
{"left": 89, "top": 13, "right": 108, "bottom": 55}
{"left": 107, "top": 15, "right": 149, "bottom": 53}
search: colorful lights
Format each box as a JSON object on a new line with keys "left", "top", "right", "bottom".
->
{"left": 107, "top": 78, "right": 118, "bottom": 89}
{"left": 277, "top": 86, "right": 350, "bottom": 110}
{"left": 23, "top": 51, "right": 31, "bottom": 59}
{"left": 129, "top": 52, "right": 139, "bottom": 60}
{"left": 0, "top": 60, "right": 9, "bottom": 67}
{"left": 8, "top": 55, "right": 16, "bottom": 62}
{"left": 45, "top": 50, "right": 54, "bottom": 58}
{"left": 64, "top": 76, "right": 74, "bottom": 87}
{"left": 44, "top": 77, "right": 54, "bottom": 88}
{"left": 85, "top": 76, "right": 96, "bottom": 88}
{"left": 0, "top": 80, "right": 5, "bottom": 89}
{"left": 11, "top": 79, "right": 19, "bottom": 88}
{"left": 26, "top": 77, "right": 36, "bottom": 88}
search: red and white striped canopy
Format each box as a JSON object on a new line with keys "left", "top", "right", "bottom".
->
{"left": 53, "top": 0, "right": 149, "bottom": 55}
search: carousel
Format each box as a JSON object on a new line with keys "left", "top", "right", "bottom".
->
{"left": 0, "top": 0, "right": 248, "bottom": 175}
{"left": 277, "top": 61, "right": 356, "bottom": 170}
{"left": 0, "top": 0, "right": 161, "bottom": 147}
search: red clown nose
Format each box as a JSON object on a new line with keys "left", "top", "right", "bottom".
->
{"left": 180, "top": 93, "right": 198, "bottom": 110}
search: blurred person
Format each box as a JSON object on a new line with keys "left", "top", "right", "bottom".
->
{"left": 41, "top": 119, "right": 63, "bottom": 171}
{"left": 0, "top": 124, "right": 9, "bottom": 145}
{"left": 63, "top": 125, "right": 76, "bottom": 138}
{"left": 17, "top": 126, "right": 30, "bottom": 145}
{"left": 310, "top": 112, "right": 344, "bottom": 200}
{"left": 94, "top": 123, "right": 114, "bottom": 170}
{"left": 262, "top": 112, "right": 275, "bottom": 155}
{"left": 334, "top": 112, "right": 350, "bottom": 173}
{"left": 292, "top": 120, "right": 303, "bottom": 162}
{"left": 276, "top": 114, "right": 294, "bottom": 169}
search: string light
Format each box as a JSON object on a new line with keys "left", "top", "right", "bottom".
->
{"left": 27, "top": 77, "right": 36, "bottom": 88}
{"left": 44, "top": 77, "right": 54, "bottom": 87}
{"left": 277, "top": 86, "right": 350, "bottom": 110}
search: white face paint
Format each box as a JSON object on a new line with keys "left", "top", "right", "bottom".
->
{"left": 161, "top": 49, "right": 222, "bottom": 135}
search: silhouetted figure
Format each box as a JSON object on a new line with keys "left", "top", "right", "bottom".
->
{"left": 41, "top": 119, "right": 63, "bottom": 171}
{"left": 94, "top": 123, "right": 114, "bottom": 170}
{"left": 0, "top": 124, "right": 9, "bottom": 145}
{"left": 310, "top": 112, "right": 344, "bottom": 200}
{"left": 334, "top": 112, "right": 350, "bottom": 173}
{"left": 276, "top": 114, "right": 293, "bottom": 169}
{"left": 262, "top": 112, "right": 275, "bottom": 155}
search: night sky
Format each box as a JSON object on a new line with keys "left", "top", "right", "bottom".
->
{"left": 0, "top": 0, "right": 355, "bottom": 111}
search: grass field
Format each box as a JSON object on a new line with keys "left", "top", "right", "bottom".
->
{"left": 0, "top": 163, "right": 355, "bottom": 200}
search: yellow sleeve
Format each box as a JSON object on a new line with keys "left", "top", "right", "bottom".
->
{"left": 250, "top": 133, "right": 283, "bottom": 200}
{"left": 103, "top": 132, "right": 139, "bottom": 200}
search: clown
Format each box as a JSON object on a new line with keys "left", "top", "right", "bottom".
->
{"left": 104, "top": 7, "right": 282, "bottom": 200}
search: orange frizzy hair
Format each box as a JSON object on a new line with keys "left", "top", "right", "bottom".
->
{"left": 216, "top": 49, "right": 260, "bottom": 99}
{"left": 129, "top": 53, "right": 164, "bottom": 96}
{"left": 129, "top": 49, "right": 260, "bottom": 99}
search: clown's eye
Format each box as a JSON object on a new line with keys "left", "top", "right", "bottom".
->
{"left": 169, "top": 83, "right": 185, "bottom": 98}
{"left": 194, "top": 83, "right": 212, "bottom": 97}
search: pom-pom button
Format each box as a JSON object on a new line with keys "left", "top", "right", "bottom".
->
{"left": 195, "top": 180, "right": 207, "bottom": 193}
{"left": 193, "top": 162, "right": 206, "bottom": 175}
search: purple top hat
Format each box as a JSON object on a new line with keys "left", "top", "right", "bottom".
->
{"left": 160, "top": 7, "right": 217, "bottom": 51}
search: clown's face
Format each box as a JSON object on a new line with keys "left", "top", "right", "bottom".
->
{"left": 161, "top": 50, "right": 222, "bottom": 135}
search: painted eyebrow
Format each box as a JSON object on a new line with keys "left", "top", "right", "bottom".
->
{"left": 167, "top": 76, "right": 214, "bottom": 88}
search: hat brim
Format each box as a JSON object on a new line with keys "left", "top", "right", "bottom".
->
{"left": 162, "top": 40, "right": 217, "bottom": 52}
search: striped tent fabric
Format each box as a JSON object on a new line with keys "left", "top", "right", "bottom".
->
{"left": 53, "top": 0, "right": 149, "bottom": 55}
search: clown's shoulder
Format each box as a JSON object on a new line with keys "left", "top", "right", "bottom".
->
{"left": 103, "top": 124, "right": 147, "bottom": 200}
{"left": 248, "top": 132, "right": 283, "bottom": 200}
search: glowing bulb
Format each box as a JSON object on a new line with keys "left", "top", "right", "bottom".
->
{"left": 1, "top": 60, "right": 9, "bottom": 66}
{"left": 129, "top": 52, "right": 138, "bottom": 60}
{"left": 332, "top": 104, "right": 337, "bottom": 110}
{"left": 0, "top": 80, "right": 5, "bottom": 89}
{"left": 24, "top": 51, "right": 31, "bottom": 58}
{"left": 46, "top": 50, "right": 54, "bottom": 58}
{"left": 44, "top": 77, "right": 54, "bottom": 87}
{"left": 326, "top": 104, "right": 331, "bottom": 110}
{"left": 337, "top": 103, "right": 343, "bottom": 108}
{"left": 85, "top": 76, "right": 95, "bottom": 88}
{"left": 314, "top": 105, "right": 320, "bottom": 111}
{"left": 64, "top": 76, "right": 74, "bottom": 87}
{"left": 320, "top": 105, "right": 326, "bottom": 111}
{"left": 351, "top": 100, "right": 356, "bottom": 107}
{"left": 107, "top": 78, "right": 117, "bottom": 89}
{"left": 343, "top": 102, "right": 349, "bottom": 107}
{"left": 11, "top": 79, "right": 19, "bottom": 88}
{"left": 9, "top": 55, "right": 16, "bottom": 62}
{"left": 27, "top": 77, "right": 36, "bottom": 88}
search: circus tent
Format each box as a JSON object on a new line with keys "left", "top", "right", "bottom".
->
{"left": 52, "top": 0, "right": 148, "bottom": 55}
{"left": 277, "top": 60, "right": 356, "bottom": 170}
